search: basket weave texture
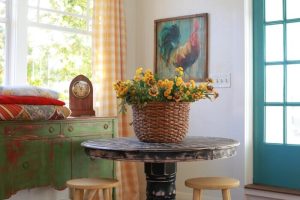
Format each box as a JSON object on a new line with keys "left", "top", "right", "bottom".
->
{"left": 132, "top": 102, "right": 190, "bottom": 143}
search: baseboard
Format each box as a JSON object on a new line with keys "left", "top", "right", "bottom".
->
{"left": 245, "top": 188, "right": 300, "bottom": 200}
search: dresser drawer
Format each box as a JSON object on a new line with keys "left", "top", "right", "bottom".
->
{"left": 1, "top": 123, "right": 61, "bottom": 138}
{"left": 63, "top": 120, "right": 113, "bottom": 136}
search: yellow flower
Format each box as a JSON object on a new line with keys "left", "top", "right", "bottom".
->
{"left": 157, "top": 80, "right": 163, "bottom": 87}
{"left": 175, "top": 67, "right": 184, "bottom": 72}
{"left": 161, "top": 79, "right": 174, "bottom": 89}
{"left": 175, "top": 67, "right": 184, "bottom": 77}
{"left": 113, "top": 67, "right": 218, "bottom": 113}
{"left": 148, "top": 86, "right": 159, "bottom": 97}
{"left": 190, "top": 80, "right": 195, "bottom": 88}
{"left": 147, "top": 78, "right": 156, "bottom": 86}
{"left": 113, "top": 81, "right": 129, "bottom": 97}
{"left": 192, "top": 93, "right": 202, "bottom": 100}
{"left": 199, "top": 83, "right": 207, "bottom": 90}
{"left": 143, "top": 73, "right": 155, "bottom": 86}
{"left": 179, "top": 85, "right": 185, "bottom": 92}
{"left": 176, "top": 77, "right": 183, "bottom": 86}
{"left": 134, "top": 75, "right": 141, "bottom": 81}
{"left": 135, "top": 67, "right": 143, "bottom": 75}
{"left": 119, "top": 86, "right": 129, "bottom": 96}
{"left": 144, "top": 69, "right": 153, "bottom": 76}
{"left": 173, "top": 91, "right": 182, "bottom": 102}
{"left": 206, "top": 78, "right": 214, "bottom": 83}
{"left": 164, "top": 89, "right": 171, "bottom": 97}
{"left": 167, "top": 80, "right": 174, "bottom": 89}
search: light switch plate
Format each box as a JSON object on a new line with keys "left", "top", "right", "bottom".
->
{"left": 210, "top": 73, "right": 231, "bottom": 88}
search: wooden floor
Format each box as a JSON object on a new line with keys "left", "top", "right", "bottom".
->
{"left": 245, "top": 184, "right": 300, "bottom": 196}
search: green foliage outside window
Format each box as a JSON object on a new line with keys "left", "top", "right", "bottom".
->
{"left": 27, "top": 0, "right": 92, "bottom": 101}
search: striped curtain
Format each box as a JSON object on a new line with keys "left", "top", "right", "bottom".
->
{"left": 92, "top": 0, "right": 140, "bottom": 200}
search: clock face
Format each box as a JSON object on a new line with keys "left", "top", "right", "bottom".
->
{"left": 72, "top": 80, "right": 91, "bottom": 98}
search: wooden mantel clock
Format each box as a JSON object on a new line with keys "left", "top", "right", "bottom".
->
{"left": 69, "top": 75, "right": 95, "bottom": 117}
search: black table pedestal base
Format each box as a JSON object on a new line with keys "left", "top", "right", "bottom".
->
{"left": 144, "top": 162, "right": 177, "bottom": 200}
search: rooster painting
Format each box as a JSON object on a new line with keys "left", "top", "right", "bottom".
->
{"left": 155, "top": 14, "right": 208, "bottom": 81}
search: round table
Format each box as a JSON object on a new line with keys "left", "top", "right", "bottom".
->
{"left": 82, "top": 136, "right": 239, "bottom": 200}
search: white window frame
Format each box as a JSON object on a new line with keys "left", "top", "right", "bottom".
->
{"left": 4, "top": 0, "right": 92, "bottom": 86}
{"left": 5, "top": 0, "right": 28, "bottom": 85}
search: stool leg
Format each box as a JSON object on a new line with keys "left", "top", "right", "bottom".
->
{"left": 92, "top": 190, "right": 100, "bottom": 200}
{"left": 106, "top": 188, "right": 112, "bottom": 200}
{"left": 193, "top": 189, "right": 202, "bottom": 200}
{"left": 74, "top": 189, "right": 84, "bottom": 200}
{"left": 69, "top": 188, "right": 74, "bottom": 199}
{"left": 85, "top": 189, "right": 97, "bottom": 200}
{"left": 222, "top": 189, "right": 231, "bottom": 200}
{"left": 103, "top": 188, "right": 110, "bottom": 200}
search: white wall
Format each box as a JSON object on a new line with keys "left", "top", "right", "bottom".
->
{"left": 132, "top": 0, "right": 246, "bottom": 199}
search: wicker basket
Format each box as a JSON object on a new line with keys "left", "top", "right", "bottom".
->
{"left": 132, "top": 102, "right": 190, "bottom": 143}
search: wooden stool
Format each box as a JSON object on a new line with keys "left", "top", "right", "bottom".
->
{"left": 185, "top": 177, "right": 240, "bottom": 200}
{"left": 67, "top": 178, "right": 119, "bottom": 200}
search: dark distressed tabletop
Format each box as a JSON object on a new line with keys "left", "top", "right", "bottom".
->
{"left": 82, "top": 136, "right": 240, "bottom": 163}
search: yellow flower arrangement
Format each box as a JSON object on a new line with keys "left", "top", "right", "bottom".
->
{"left": 114, "top": 67, "right": 218, "bottom": 112}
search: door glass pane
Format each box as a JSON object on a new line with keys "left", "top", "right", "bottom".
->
{"left": 286, "top": 0, "right": 300, "bottom": 19}
{"left": 287, "top": 22, "right": 300, "bottom": 60}
{"left": 266, "top": 65, "right": 283, "bottom": 102}
{"left": 266, "top": 25, "right": 283, "bottom": 62}
{"left": 287, "top": 64, "right": 300, "bottom": 102}
{"left": 265, "top": 0, "right": 283, "bottom": 22}
{"left": 287, "top": 107, "right": 300, "bottom": 144}
{"left": 266, "top": 106, "right": 283, "bottom": 143}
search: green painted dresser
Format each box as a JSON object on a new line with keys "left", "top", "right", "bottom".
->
{"left": 0, "top": 117, "right": 117, "bottom": 199}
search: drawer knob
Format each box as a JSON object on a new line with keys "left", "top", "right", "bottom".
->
{"left": 103, "top": 124, "right": 109, "bottom": 129}
{"left": 49, "top": 127, "right": 55, "bottom": 133}
{"left": 68, "top": 126, "right": 74, "bottom": 132}
{"left": 5, "top": 128, "right": 15, "bottom": 136}
{"left": 22, "top": 162, "right": 29, "bottom": 169}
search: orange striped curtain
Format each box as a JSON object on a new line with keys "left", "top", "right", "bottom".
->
{"left": 92, "top": 0, "right": 140, "bottom": 200}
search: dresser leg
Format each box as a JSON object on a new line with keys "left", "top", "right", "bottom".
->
{"left": 144, "top": 162, "right": 177, "bottom": 200}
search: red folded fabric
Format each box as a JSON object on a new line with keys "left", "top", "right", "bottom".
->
{"left": 0, "top": 95, "right": 65, "bottom": 106}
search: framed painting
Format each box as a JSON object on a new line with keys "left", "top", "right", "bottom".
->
{"left": 155, "top": 13, "right": 208, "bottom": 82}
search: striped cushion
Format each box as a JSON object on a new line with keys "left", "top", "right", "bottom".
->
{"left": 0, "top": 104, "right": 23, "bottom": 120}
{"left": 0, "top": 104, "right": 70, "bottom": 120}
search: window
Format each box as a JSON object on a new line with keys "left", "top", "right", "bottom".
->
{"left": 254, "top": 0, "right": 300, "bottom": 189}
{"left": 3, "top": 0, "right": 92, "bottom": 100}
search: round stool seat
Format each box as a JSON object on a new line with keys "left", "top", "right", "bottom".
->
{"left": 67, "top": 178, "right": 119, "bottom": 189}
{"left": 185, "top": 177, "right": 239, "bottom": 200}
{"left": 67, "top": 178, "right": 119, "bottom": 200}
{"left": 185, "top": 177, "right": 240, "bottom": 190}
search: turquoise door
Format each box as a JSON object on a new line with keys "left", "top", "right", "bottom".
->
{"left": 254, "top": 0, "right": 300, "bottom": 189}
